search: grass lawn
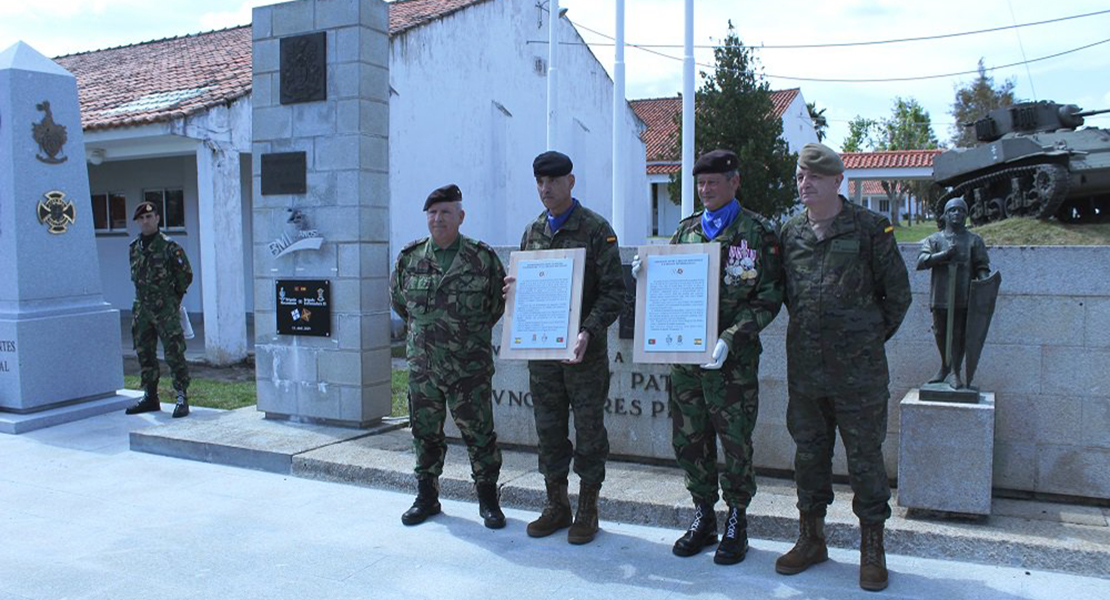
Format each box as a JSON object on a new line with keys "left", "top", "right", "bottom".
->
{"left": 123, "top": 376, "right": 256, "bottom": 410}
{"left": 893, "top": 220, "right": 939, "bottom": 243}
{"left": 392, "top": 369, "right": 410, "bottom": 418}
{"left": 971, "top": 218, "right": 1110, "bottom": 246}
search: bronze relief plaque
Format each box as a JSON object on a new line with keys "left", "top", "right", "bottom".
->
{"left": 280, "top": 32, "right": 327, "bottom": 105}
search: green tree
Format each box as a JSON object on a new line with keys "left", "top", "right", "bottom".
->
{"left": 668, "top": 22, "right": 798, "bottom": 220}
{"left": 807, "top": 101, "right": 828, "bottom": 142}
{"left": 841, "top": 97, "right": 940, "bottom": 225}
{"left": 950, "top": 58, "right": 1016, "bottom": 147}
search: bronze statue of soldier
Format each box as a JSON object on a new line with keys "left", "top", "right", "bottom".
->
{"left": 917, "top": 198, "right": 997, "bottom": 394}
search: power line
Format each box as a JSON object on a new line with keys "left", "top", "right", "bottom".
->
{"left": 567, "top": 17, "right": 1110, "bottom": 84}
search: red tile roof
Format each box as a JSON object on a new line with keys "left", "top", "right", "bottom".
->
{"left": 848, "top": 180, "right": 889, "bottom": 195}
{"left": 54, "top": 0, "right": 491, "bottom": 131}
{"left": 841, "top": 149, "right": 942, "bottom": 170}
{"left": 631, "top": 89, "right": 800, "bottom": 165}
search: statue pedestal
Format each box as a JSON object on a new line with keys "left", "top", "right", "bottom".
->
{"left": 897, "top": 388, "right": 995, "bottom": 516}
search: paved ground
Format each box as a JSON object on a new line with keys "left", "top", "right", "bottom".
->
{"left": 2, "top": 411, "right": 1108, "bottom": 600}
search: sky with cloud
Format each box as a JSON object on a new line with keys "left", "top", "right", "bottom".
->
{"left": 2, "top": 0, "right": 1108, "bottom": 150}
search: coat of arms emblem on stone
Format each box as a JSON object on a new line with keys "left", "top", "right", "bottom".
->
{"left": 37, "top": 190, "right": 76, "bottom": 234}
{"left": 32, "top": 100, "right": 68, "bottom": 164}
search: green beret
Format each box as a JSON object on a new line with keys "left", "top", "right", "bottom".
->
{"left": 797, "top": 143, "right": 844, "bottom": 176}
{"left": 132, "top": 201, "right": 158, "bottom": 220}
{"left": 533, "top": 151, "right": 573, "bottom": 177}
{"left": 424, "top": 184, "right": 463, "bottom": 210}
{"left": 692, "top": 149, "right": 740, "bottom": 177}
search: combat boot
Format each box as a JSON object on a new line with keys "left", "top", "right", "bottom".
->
{"left": 672, "top": 502, "right": 717, "bottom": 557}
{"left": 567, "top": 482, "right": 601, "bottom": 545}
{"left": 476, "top": 481, "right": 506, "bottom": 530}
{"left": 859, "top": 521, "right": 889, "bottom": 591}
{"left": 526, "top": 478, "right": 572, "bottom": 537}
{"left": 401, "top": 477, "right": 441, "bottom": 526}
{"left": 775, "top": 511, "right": 828, "bottom": 575}
{"left": 172, "top": 388, "right": 189, "bottom": 418}
{"left": 713, "top": 505, "right": 748, "bottom": 565}
{"left": 125, "top": 386, "right": 160, "bottom": 415}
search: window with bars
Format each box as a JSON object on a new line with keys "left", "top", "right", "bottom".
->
{"left": 91, "top": 192, "right": 128, "bottom": 233}
{"left": 143, "top": 188, "right": 186, "bottom": 230}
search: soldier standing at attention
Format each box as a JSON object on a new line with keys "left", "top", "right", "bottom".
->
{"left": 639, "top": 149, "right": 783, "bottom": 565}
{"left": 776, "top": 143, "right": 911, "bottom": 591}
{"left": 507, "top": 151, "right": 625, "bottom": 545}
{"left": 390, "top": 184, "right": 507, "bottom": 529}
{"left": 124, "top": 201, "right": 193, "bottom": 418}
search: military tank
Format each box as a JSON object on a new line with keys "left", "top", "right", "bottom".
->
{"left": 932, "top": 101, "right": 1110, "bottom": 225}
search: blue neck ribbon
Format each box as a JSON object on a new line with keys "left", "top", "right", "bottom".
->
{"left": 547, "top": 198, "right": 579, "bottom": 233}
{"left": 701, "top": 199, "right": 740, "bottom": 240}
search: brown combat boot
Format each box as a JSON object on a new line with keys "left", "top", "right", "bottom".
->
{"left": 859, "top": 521, "right": 889, "bottom": 591}
{"left": 527, "top": 478, "right": 572, "bottom": 538}
{"left": 775, "top": 511, "right": 829, "bottom": 575}
{"left": 567, "top": 482, "right": 601, "bottom": 545}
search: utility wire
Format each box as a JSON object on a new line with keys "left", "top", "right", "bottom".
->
{"left": 567, "top": 17, "right": 1110, "bottom": 84}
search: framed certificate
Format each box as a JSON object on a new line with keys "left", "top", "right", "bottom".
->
{"left": 500, "top": 248, "right": 587, "bottom": 361}
{"left": 633, "top": 243, "right": 720, "bottom": 364}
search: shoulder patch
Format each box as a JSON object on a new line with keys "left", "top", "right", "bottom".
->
{"left": 400, "top": 238, "right": 427, "bottom": 254}
{"left": 883, "top": 225, "right": 895, "bottom": 234}
{"left": 605, "top": 235, "right": 617, "bottom": 244}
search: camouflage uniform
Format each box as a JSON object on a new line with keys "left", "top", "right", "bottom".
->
{"left": 391, "top": 235, "right": 506, "bottom": 484}
{"left": 520, "top": 202, "right": 625, "bottom": 486}
{"left": 130, "top": 231, "right": 192, "bottom": 394}
{"left": 780, "top": 198, "right": 912, "bottom": 523}
{"left": 668, "top": 207, "right": 784, "bottom": 508}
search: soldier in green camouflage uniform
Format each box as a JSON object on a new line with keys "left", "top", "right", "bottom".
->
{"left": 390, "top": 184, "right": 507, "bottom": 529}
{"left": 651, "top": 150, "right": 784, "bottom": 565}
{"left": 513, "top": 151, "right": 625, "bottom": 545}
{"left": 124, "top": 201, "right": 193, "bottom": 418}
{"left": 775, "top": 144, "right": 912, "bottom": 592}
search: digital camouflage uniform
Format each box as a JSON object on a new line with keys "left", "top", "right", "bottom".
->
{"left": 668, "top": 207, "right": 784, "bottom": 508}
{"left": 520, "top": 202, "right": 625, "bottom": 486}
{"left": 780, "top": 198, "right": 912, "bottom": 523}
{"left": 391, "top": 235, "right": 506, "bottom": 484}
{"left": 130, "top": 231, "right": 192, "bottom": 394}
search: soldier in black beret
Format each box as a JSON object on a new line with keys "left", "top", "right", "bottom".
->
{"left": 533, "top": 150, "right": 574, "bottom": 178}
{"left": 692, "top": 149, "right": 742, "bottom": 178}
{"left": 423, "top": 183, "right": 463, "bottom": 211}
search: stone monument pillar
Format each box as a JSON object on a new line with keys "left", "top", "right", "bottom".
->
{"left": 0, "top": 43, "right": 137, "bottom": 434}
{"left": 251, "top": 0, "right": 392, "bottom": 427}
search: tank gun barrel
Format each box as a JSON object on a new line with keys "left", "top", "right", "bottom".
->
{"left": 1075, "top": 107, "right": 1110, "bottom": 118}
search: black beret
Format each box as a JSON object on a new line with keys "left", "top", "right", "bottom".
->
{"left": 692, "top": 149, "right": 740, "bottom": 177}
{"left": 424, "top": 184, "right": 463, "bottom": 210}
{"left": 797, "top": 143, "right": 845, "bottom": 176}
{"left": 533, "top": 151, "right": 573, "bottom": 177}
{"left": 132, "top": 201, "right": 158, "bottom": 220}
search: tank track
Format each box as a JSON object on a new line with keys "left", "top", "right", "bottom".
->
{"left": 935, "top": 163, "right": 1070, "bottom": 225}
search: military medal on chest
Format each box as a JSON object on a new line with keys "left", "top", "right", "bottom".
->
{"left": 724, "top": 240, "right": 758, "bottom": 285}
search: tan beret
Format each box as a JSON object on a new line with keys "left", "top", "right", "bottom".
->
{"left": 797, "top": 143, "right": 844, "bottom": 176}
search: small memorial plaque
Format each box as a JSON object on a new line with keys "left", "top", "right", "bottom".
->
{"left": 280, "top": 32, "right": 327, "bottom": 105}
{"left": 276, "top": 279, "right": 331, "bottom": 337}
{"left": 261, "top": 152, "right": 307, "bottom": 195}
{"left": 633, "top": 243, "right": 720, "bottom": 364}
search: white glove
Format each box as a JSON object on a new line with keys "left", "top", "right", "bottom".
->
{"left": 631, "top": 254, "right": 642, "bottom": 279}
{"left": 701, "top": 339, "right": 729, "bottom": 370}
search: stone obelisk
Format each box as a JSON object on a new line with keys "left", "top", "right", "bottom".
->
{"left": 0, "top": 42, "right": 138, "bottom": 434}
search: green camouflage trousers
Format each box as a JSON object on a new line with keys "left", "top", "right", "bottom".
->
{"left": 670, "top": 358, "right": 759, "bottom": 508}
{"left": 133, "top": 305, "right": 189, "bottom": 393}
{"left": 409, "top": 369, "right": 501, "bottom": 484}
{"left": 786, "top": 390, "right": 892, "bottom": 523}
{"left": 528, "top": 357, "right": 610, "bottom": 486}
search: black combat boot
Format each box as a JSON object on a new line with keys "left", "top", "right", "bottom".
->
{"left": 476, "top": 481, "right": 506, "bottom": 529}
{"left": 401, "top": 477, "right": 441, "bottom": 526}
{"left": 125, "top": 386, "right": 161, "bottom": 415}
{"left": 567, "top": 482, "right": 601, "bottom": 545}
{"left": 526, "top": 478, "right": 572, "bottom": 537}
{"left": 859, "top": 521, "right": 889, "bottom": 591}
{"left": 713, "top": 505, "right": 748, "bottom": 565}
{"left": 775, "top": 511, "right": 829, "bottom": 575}
{"left": 172, "top": 388, "right": 189, "bottom": 418}
{"left": 672, "top": 502, "right": 717, "bottom": 557}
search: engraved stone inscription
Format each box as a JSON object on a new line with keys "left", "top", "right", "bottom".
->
{"left": 0, "top": 340, "right": 14, "bottom": 373}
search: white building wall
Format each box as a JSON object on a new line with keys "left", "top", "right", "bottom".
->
{"left": 387, "top": 0, "right": 648, "bottom": 259}
{"left": 779, "top": 93, "right": 818, "bottom": 154}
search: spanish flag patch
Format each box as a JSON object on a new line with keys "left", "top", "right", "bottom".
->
{"left": 884, "top": 225, "right": 895, "bottom": 234}
{"left": 606, "top": 236, "right": 617, "bottom": 243}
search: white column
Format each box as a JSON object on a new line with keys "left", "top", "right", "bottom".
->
{"left": 547, "top": 0, "right": 560, "bottom": 151}
{"left": 681, "top": 0, "right": 695, "bottom": 217}
{"left": 611, "top": 0, "right": 626, "bottom": 239}
{"left": 195, "top": 140, "right": 247, "bottom": 365}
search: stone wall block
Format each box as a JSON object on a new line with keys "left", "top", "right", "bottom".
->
{"left": 252, "top": 106, "right": 292, "bottom": 141}
{"left": 358, "top": 135, "right": 389, "bottom": 172}
{"left": 296, "top": 382, "right": 343, "bottom": 419}
{"left": 1042, "top": 346, "right": 1109, "bottom": 396}
{"left": 361, "top": 311, "right": 391, "bottom": 349}
{"left": 328, "top": 63, "right": 360, "bottom": 100}
{"left": 360, "top": 100, "right": 390, "bottom": 138}
{"left": 337, "top": 243, "right": 361, "bottom": 278}
{"left": 359, "top": 0, "right": 389, "bottom": 34}
{"left": 251, "top": 7, "right": 273, "bottom": 40}
{"left": 359, "top": 243, "right": 391, "bottom": 278}
{"left": 358, "top": 206, "right": 390, "bottom": 245}
{"left": 1081, "top": 396, "right": 1110, "bottom": 449}
{"left": 361, "top": 348, "right": 392, "bottom": 386}
{"left": 292, "top": 101, "right": 337, "bottom": 138}
{"left": 314, "top": 134, "right": 360, "bottom": 172}
{"left": 252, "top": 74, "right": 274, "bottom": 109}
{"left": 1084, "top": 299, "right": 1110, "bottom": 348}
{"left": 360, "top": 277, "right": 391, "bottom": 313}
{"left": 988, "top": 296, "right": 1085, "bottom": 346}
{"left": 317, "top": 351, "right": 362, "bottom": 386}
{"left": 1037, "top": 445, "right": 1110, "bottom": 498}
{"left": 330, "top": 279, "right": 362, "bottom": 313}
{"left": 271, "top": 0, "right": 315, "bottom": 36}
{"left": 316, "top": 0, "right": 360, "bottom": 29}
{"left": 992, "top": 440, "right": 1036, "bottom": 490}
{"left": 252, "top": 38, "right": 279, "bottom": 74}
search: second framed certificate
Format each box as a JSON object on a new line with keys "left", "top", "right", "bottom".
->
{"left": 499, "top": 247, "right": 587, "bottom": 361}
{"left": 633, "top": 243, "right": 721, "bottom": 364}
